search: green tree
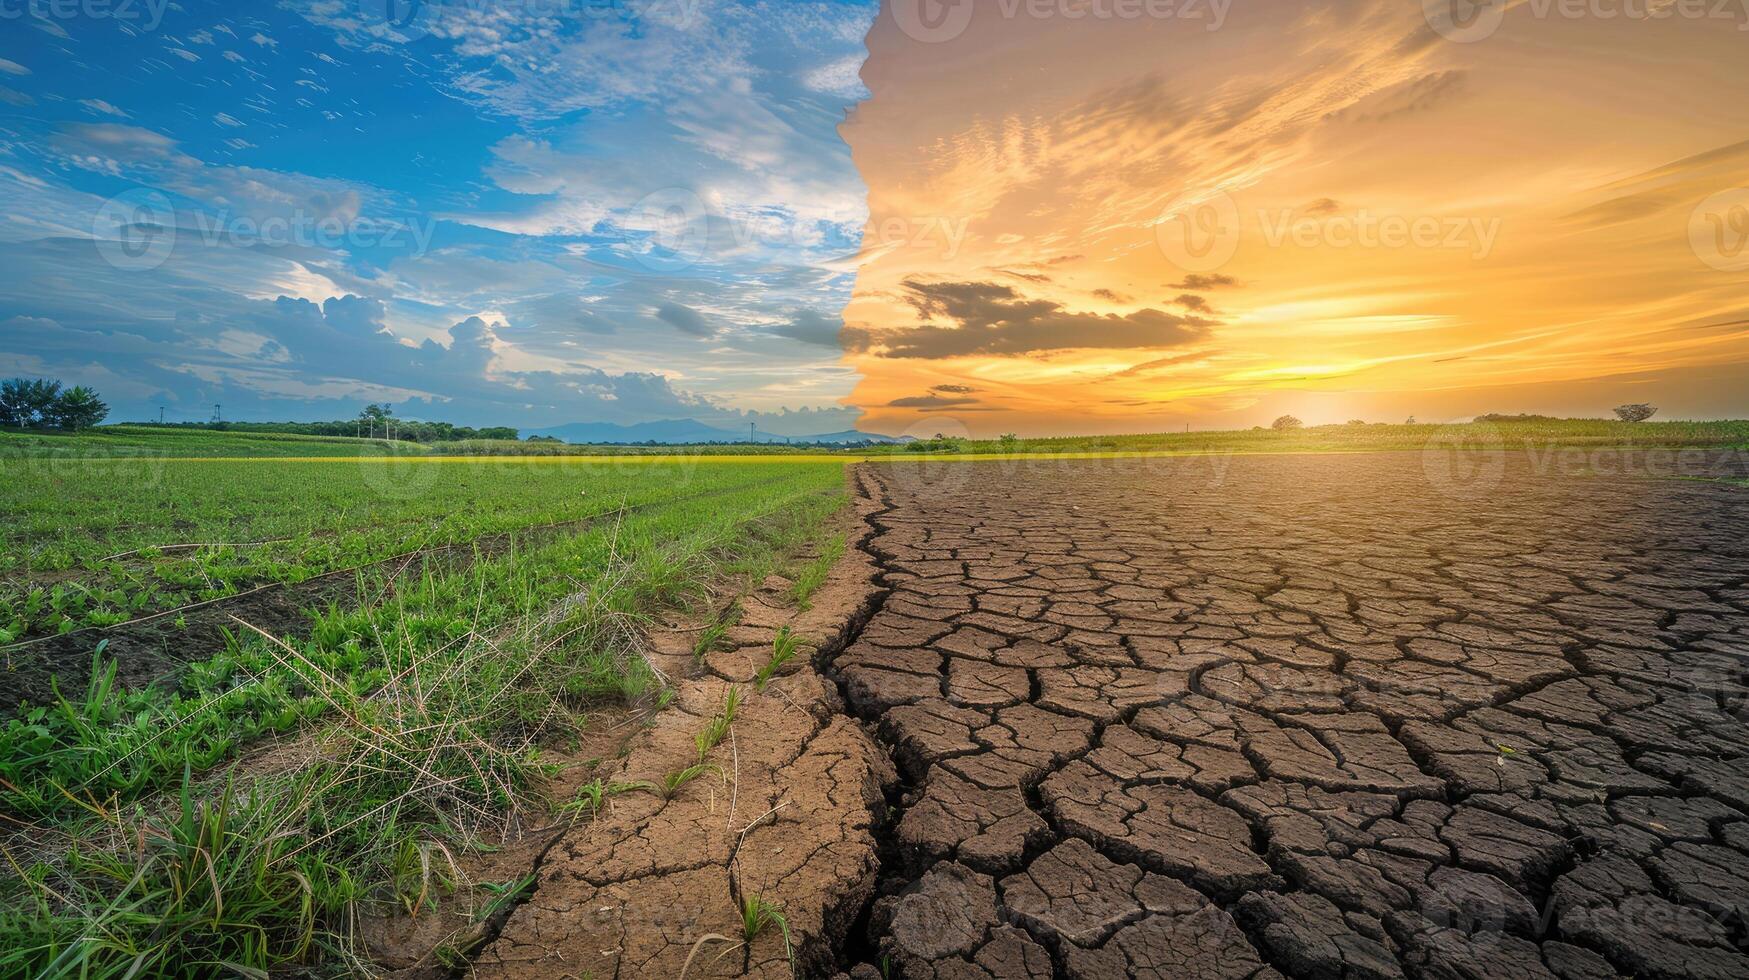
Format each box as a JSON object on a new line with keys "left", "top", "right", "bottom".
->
{"left": 0, "top": 377, "right": 63, "bottom": 427}
{"left": 46, "top": 386, "right": 109, "bottom": 431}
{"left": 1271, "top": 414, "right": 1303, "bottom": 431}
{"left": 1613, "top": 403, "right": 1657, "bottom": 423}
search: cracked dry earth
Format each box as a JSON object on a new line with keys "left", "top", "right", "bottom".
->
{"left": 828, "top": 451, "right": 1749, "bottom": 980}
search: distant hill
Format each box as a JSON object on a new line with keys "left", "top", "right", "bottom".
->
{"left": 524, "top": 419, "right": 906, "bottom": 445}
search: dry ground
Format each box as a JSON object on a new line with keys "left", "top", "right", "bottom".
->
{"left": 829, "top": 450, "right": 1749, "bottom": 980}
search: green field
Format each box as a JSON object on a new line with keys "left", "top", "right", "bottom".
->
{"left": 0, "top": 444, "right": 848, "bottom": 977}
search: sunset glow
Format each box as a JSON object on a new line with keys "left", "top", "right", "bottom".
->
{"left": 840, "top": 0, "right": 1749, "bottom": 436}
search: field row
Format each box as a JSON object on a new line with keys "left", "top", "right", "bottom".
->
{"left": 0, "top": 457, "right": 841, "bottom": 641}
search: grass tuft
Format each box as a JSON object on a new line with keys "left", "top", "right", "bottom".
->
{"left": 754, "top": 627, "right": 802, "bottom": 692}
{"left": 693, "top": 686, "right": 741, "bottom": 762}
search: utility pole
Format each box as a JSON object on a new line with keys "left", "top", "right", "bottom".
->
{"left": 749, "top": 422, "right": 756, "bottom": 443}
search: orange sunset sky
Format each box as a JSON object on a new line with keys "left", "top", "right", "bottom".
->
{"left": 837, "top": 0, "right": 1749, "bottom": 438}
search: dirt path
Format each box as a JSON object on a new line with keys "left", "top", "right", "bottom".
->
{"left": 820, "top": 452, "right": 1749, "bottom": 979}
{"left": 472, "top": 507, "right": 894, "bottom": 979}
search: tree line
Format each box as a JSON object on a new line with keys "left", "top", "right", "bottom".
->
{"left": 157, "top": 404, "right": 520, "bottom": 443}
{"left": 0, "top": 378, "right": 109, "bottom": 431}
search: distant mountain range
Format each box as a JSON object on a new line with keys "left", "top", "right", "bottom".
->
{"left": 523, "top": 418, "right": 908, "bottom": 445}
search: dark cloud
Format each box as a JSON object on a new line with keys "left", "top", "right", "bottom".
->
{"left": 768, "top": 308, "right": 841, "bottom": 347}
{"left": 1301, "top": 198, "right": 1343, "bottom": 216}
{"left": 997, "top": 268, "right": 1052, "bottom": 283}
{"left": 931, "top": 383, "right": 977, "bottom": 394}
{"left": 656, "top": 301, "right": 713, "bottom": 336}
{"left": 1175, "top": 294, "right": 1213, "bottom": 313}
{"left": 1092, "top": 288, "right": 1131, "bottom": 303}
{"left": 1106, "top": 349, "right": 1210, "bottom": 379}
{"left": 1168, "top": 274, "right": 1238, "bottom": 290}
{"left": 888, "top": 393, "right": 980, "bottom": 408}
{"left": 844, "top": 279, "right": 1213, "bottom": 359}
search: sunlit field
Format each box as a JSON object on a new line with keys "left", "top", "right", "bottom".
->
{"left": 0, "top": 442, "right": 846, "bottom": 976}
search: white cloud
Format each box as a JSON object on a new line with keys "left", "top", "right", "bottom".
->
{"left": 803, "top": 54, "right": 867, "bottom": 99}
{"left": 79, "top": 99, "right": 130, "bottom": 118}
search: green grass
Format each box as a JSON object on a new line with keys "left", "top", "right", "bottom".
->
{"left": 0, "top": 451, "right": 850, "bottom": 977}
{"left": 792, "top": 535, "right": 846, "bottom": 611}
{"left": 0, "top": 454, "right": 837, "bottom": 640}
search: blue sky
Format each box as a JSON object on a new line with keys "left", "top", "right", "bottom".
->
{"left": 0, "top": 0, "right": 877, "bottom": 433}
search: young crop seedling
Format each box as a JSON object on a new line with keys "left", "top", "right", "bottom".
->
{"left": 692, "top": 619, "right": 728, "bottom": 665}
{"left": 754, "top": 627, "right": 801, "bottom": 691}
{"left": 740, "top": 893, "right": 794, "bottom": 971}
{"left": 693, "top": 686, "right": 742, "bottom": 762}
{"left": 558, "top": 776, "right": 654, "bottom": 820}
{"left": 659, "top": 761, "right": 723, "bottom": 800}
{"left": 791, "top": 534, "right": 845, "bottom": 611}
